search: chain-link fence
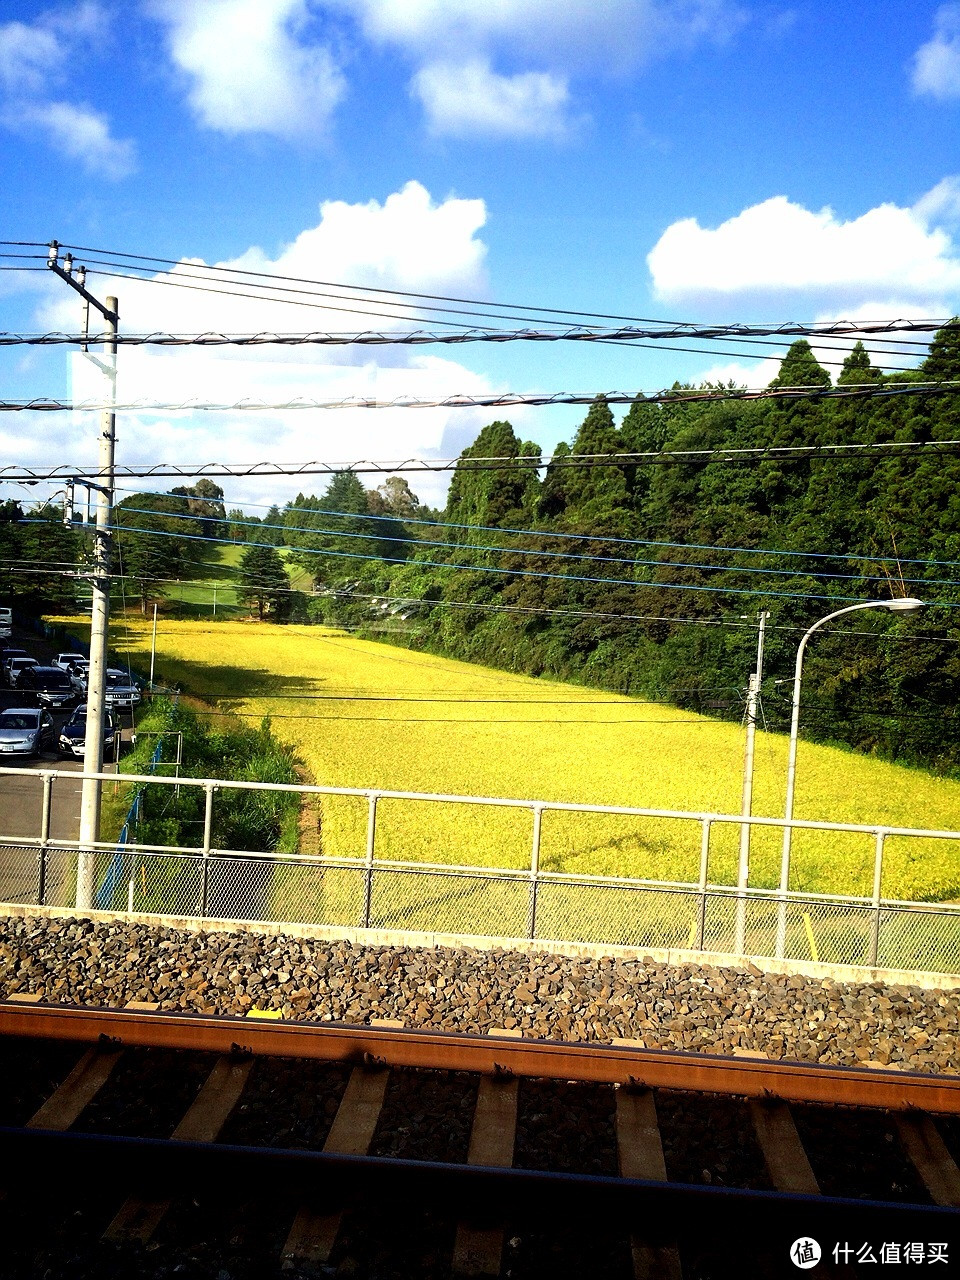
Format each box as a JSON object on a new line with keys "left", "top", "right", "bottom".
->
{"left": 5, "top": 840, "right": 960, "bottom": 974}
{"left": 3, "top": 765, "right": 960, "bottom": 974}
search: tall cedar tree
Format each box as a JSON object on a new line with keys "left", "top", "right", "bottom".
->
{"left": 239, "top": 544, "right": 291, "bottom": 621}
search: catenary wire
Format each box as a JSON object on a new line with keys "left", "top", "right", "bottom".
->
{"left": 112, "top": 503, "right": 960, "bottom": 588}
{"left": 47, "top": 242, "right": 954, "bottom": 345}
{"left": 88, "top": 519, "right": 960, "bottom": 607}
{"left": 1, "top": 316, "right": 954, "bottom": 347}
{"left": 70, "top": 261, "right": 926, "bottom": 367}
{"left": 7, "top": 435, "right": 960, "bottom": 489}
{"left": 8, "top": 554, "right": 957, "bottom": 642}
{"left": 201, "top": 490, "right": 960, "bottom": 573}
{"left": 11, "top": 379, "right": 960, "bottom": 413}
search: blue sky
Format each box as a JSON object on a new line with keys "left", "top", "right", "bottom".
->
{"left": 3, "top": 0, "right": 960, "bottom": 509}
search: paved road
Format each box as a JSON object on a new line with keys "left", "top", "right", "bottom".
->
{"left": 0, "top": 627, "right": 130, "bottom": 906}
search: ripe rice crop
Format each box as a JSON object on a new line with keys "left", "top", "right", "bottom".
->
{"left": 61, "top": 617, "right": 960, "bottom": 905}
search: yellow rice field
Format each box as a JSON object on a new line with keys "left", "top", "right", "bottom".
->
{"left": 62, "top": 617, "right": 960, "bottom": 903}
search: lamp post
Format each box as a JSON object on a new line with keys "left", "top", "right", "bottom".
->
{"left": 775, "top": 597, "right": 925, "bottom": 957}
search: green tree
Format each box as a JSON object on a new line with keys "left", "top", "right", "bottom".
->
{"left": 169, "top": 479, "right": 227, "bottom": 538}
{"left": 238, "top": 544, "right": 291, "bottom": 621}
{"left": 114, "top": 492, "right": 210, "bottom": 609}
{"left": 837, "top": 341, "right": 882, "bottom": 385}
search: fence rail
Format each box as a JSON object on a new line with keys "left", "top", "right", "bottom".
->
{"left": 1, "top": 765, "right": 959, "bottom": 974}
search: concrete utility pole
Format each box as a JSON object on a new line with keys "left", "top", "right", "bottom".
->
{"left": 735, "top": 609, "right": 769, "bottom": 955}
{"left": 47, "top": 242, "right": 118, "bottom": 909}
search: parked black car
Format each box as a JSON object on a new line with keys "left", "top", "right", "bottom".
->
{"left": 58, "top": 706, "right": 118, "bottom": 762}
{"left": 18, "top": 665, "right": 77, "bottom": 709}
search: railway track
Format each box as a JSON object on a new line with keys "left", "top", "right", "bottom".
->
{"left": 1, "top": 997, "right": 959, "bottom": 1278}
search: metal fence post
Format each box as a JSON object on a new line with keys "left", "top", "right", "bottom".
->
{"left": 527, "top": 804, "right": 543, "bottom": 939}
{"left": 363, "top": 793, "right": 378, "bottom": 929}
{"left": 696, "top": 819, "right": 711, "bottom": 950}
{"left": 199, "top": 782, "right": 215, "bottom": 918}
{"left": 36, "top": 773, "right": 53, "bottom": 905}
{"left": 869, "top": 830, "right": 886, "bottom": 967}
{"left": 775, "top": 819, "right": 792, "bottom": 960}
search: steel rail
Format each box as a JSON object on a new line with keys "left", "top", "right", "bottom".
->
{"left": 0, "top": 1127, "right": 953, "bottom": 1243}
{"left": 3, "top": 1002, "right": 959, "bottom": 1114}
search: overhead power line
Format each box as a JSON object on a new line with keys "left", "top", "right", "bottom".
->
{"left": 0, "top": 317, "right": 953, "bottom": 348}
{"left": 7, "top": 380, "right": 960, "bottom": 414}
{"left": 5, "top": 434, "right": 960, "bottom": 487}
{"left": 213, "top": 493, "right": 960, "bottom": 571}
{"left": 94, "top": 518, "right": 960, "bottom": 607}
{"left": 65, "top": 264, "right": 921, "bottom": 370}
{"left": 114, "top": 503, "right": 960, "bottom": 588}
{"left": 11, "top": 548, "right": 957, "bottom": 642}
{"left": 47, "top": 240, "right": 939, "bottom": 340}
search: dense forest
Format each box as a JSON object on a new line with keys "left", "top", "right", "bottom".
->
{"left": 5, "top": 331, "right": 960, "bottom": 773}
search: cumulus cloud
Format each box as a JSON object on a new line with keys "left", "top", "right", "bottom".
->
{"left": 912, "top": 4, "right": 960, "bottom": 99}
{"left": 150, "top": 0, "right": 345, "bottom": 137}
{"left": 0, "top": 3, "right": 134, "bottom": 177}
{"left": 647, "top": 183, "right": 960, "bottom": 307}
{"left": 34, "top": 182, "right": 501, "bottom": 509}
{"left": 412, "top": 59, "right": 571, "bottom": 140}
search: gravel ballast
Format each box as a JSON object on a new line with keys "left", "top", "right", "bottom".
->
{"left": 1, "top": 912, "right": 958, "bottom": 1072}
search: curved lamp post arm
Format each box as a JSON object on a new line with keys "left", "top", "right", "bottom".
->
{"left": 774, "top": 597, "right": 924, "bottom": 958}
{"left": 782, "top": 602, "right": 886, "bottom": 840}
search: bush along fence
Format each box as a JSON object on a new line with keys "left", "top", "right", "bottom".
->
{"left": 3, "top": 771, "right": 960, "bottom": 976}
{"left": 95, "top": 722, "right": 171, "bottom": 911}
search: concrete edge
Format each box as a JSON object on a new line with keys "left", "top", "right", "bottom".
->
{"left": 3, "top": 901, "right": 959, "bottom": 992}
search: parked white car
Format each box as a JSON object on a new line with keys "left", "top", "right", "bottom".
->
{"left": 53, "top": 652, "right": 87, "bottom": 672}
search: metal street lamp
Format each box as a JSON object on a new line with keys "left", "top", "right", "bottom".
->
{"left": 775, "top": 597, "right": 925, "bottom": 957}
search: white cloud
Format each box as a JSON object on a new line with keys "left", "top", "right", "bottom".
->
{"left": 10, "top": 100, "right": 135, "bottom": 178}
{"left": 647, "top": 184, "right": 960, "bottom": 306}
{"left": 146, "top": 0, "right": 744, "bottom": 144}
{"left": 412, "top": 59, "right": 571, "bottom": 140}
{"left": 0, "top": 3, "right": 133, "bottom": 177}
{"left": 329, "top": 0, "right": 742, "bottom": 139}
{"left": 912, "top": 4, "right": 960, "bottom": 99}
{"left": 150, "top": 0, "right": 345, "bottom": 137}
{"left": 336, "top": 0, "right": 740, "bottom": 70}
{"left": 0, "top": 21, "right": 60, "bottom": 94}
{"left": 33, "top": 182, "right": 500, "bottom": 509}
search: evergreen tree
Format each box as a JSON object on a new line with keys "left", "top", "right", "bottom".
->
{"left": 285, "top": 473, "right": 407, "bottom": 584}
{"left": 769, "top": 340, "right": 831, "bottom": 389}
{"left": 561, "top": 396, "right": 631, "bottom": 521}
{"left": 445, "top": 421, "right": 539, "bottom": 532}
{"left": 837, "top": 341, "right": 882, "bottom": 385}
{"left": 238, "top": 544, "right": 291, "bottom": 621}
{"left": 538, "top": 440, "right": 571, "bottom": 519}
{"left": 921, "top": 320, "right": 960, "bottom": 382}
{"left": 260, "top": 505, "right": 285, "bottom": 545}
